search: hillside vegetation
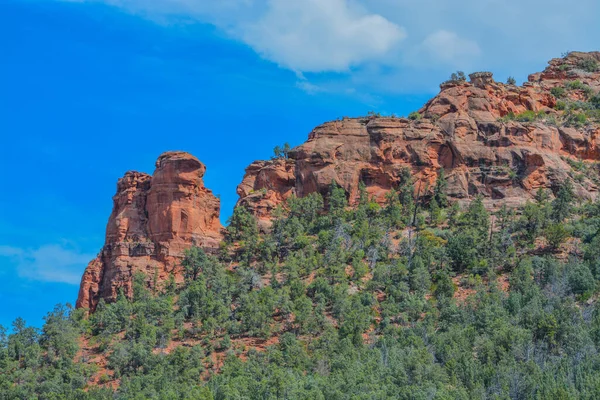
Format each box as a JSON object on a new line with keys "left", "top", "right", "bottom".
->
{"left": 3, "top": 171, "right": 600, "bottom": 399}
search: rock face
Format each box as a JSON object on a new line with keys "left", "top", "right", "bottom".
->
{"left": 78, "top": 53, "right": 600, "bottom": 308}
{"left": 77, "top": 152, "right": 222, "bottom": 311}
{"left": 238, "top": 52, "right": 600, "bottom": 230}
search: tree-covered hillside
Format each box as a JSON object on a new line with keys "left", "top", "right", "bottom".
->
{"left": 3, "top": 171, "right": 600, "bottom": 399}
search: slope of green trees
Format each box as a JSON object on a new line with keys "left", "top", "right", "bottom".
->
{"left": 3, "top": 173, "right": 600, "bottom": 399}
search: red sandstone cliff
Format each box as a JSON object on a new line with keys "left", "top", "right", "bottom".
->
{"left": 77, "top": 151, "right": 222, "bottom": 310}
{"left": 78, "top": 53, "right": 600, "bottom": 308}
{"left": 238, "top": 52, "right": 600, "bottom": 230}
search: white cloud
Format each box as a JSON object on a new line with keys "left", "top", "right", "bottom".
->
{"left": 62, "top": 0, "right": 405, "bottom": 72}
{"left": 0, "top": 244, "right": 94, "bottom": 285}
{"left": 58, "top": 0, "right": 600, "bottom": 94}
{"left": 421, "top": 30, "right": 480, "bottom": 66}
{"left": 296, "top": 80, "right": 325, "bottom": 95}
{"left": 240, "top": 0, "right": 405, "bottom": 72}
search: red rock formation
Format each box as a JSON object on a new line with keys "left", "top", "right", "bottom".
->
{"left": 238, "top": 53, "right": 600, "bottom": 229}
{"left": 77, "top": 152, "right": 222, "bottom": 311}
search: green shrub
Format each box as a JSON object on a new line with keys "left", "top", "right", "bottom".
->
{"left": 427, "top": 113, "right": 441, "bottom": 122}
{"left": 499, "top": 110, "right": 547, "bottom": 123}
{"left": 498, "top": 112, "right": 516, "bottom": 122}
{"left": 515, "top": 110, "right": 541, "bottom": 122}
{"left": 551, "top": 87, "right": 566, "bottom": 98}
{"left": 499, "top": 110, "right": 545, "bottom": 123}
{"left": 545, "top": 223, "right": 569, "bottom": 249}
{"left": 543, "top": 114, "right": 558, "bottom": 126}
{"left": 590, "top": 94, "right": 600, "bottom": 109}
{"left": 569, "top": 101, "right": 593, "bottom": 111}
{"left": 507, "top": 76, "right": 516, "bottom": 85}
{"left": 565, "top": 80, "right": 586, "bottom": 90}
{"left": 568, "top": 262, "right": 595, "bottom": 295}
{"left": 408, "top": 111, "right": 422, "bottom": 121}
{"left": 577, "top": 58, "right": 599, "bottom": 72}
{"left": 565, "top": 112, "right": 587, "bottom": 127}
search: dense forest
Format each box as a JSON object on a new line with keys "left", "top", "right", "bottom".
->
{"left": 3, "top": 169, "right": 600, "bottom": 399}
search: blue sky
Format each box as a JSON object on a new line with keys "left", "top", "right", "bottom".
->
{"left": 1, "top": 0, "right": 598, "bottom": 328}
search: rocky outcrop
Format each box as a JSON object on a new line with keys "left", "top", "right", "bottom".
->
{"left": 78, "top": 53, "right": 600, "bottom": 308}
{"left": 77, "top": 152, "right": 222, "bottom": 311}
{"left": 238, "top": 53, "right": 600, "bottom": 229}
{"left": 529, "top": 51, "right": 600, "bottom": 91}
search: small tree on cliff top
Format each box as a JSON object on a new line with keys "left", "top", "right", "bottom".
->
{"left": 450, "top": 71, "right": 466, "bottom": 81}
{"left": 273, "top": 143, "right": 291, "bottom": 159}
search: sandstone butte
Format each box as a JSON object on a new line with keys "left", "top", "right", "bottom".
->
{"left": 76, "top": 151, "right": 222, "bottom": 311}
{"left": 77, "top": 52, "right": 600, "bottom": 309}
